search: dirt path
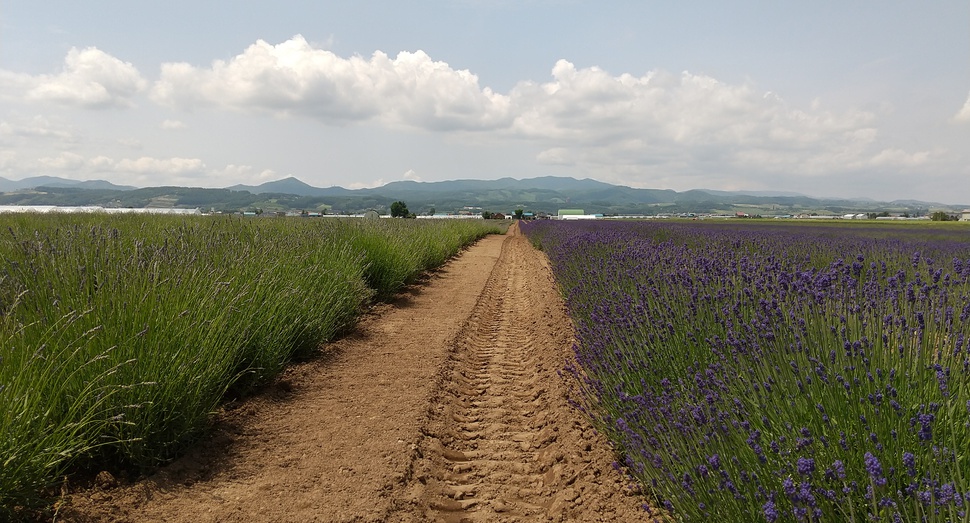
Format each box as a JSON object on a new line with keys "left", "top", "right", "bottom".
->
{"left": 61, "top": 225, "right": 644, "bottom": 522}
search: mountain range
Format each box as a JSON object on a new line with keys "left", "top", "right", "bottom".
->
{"left": 0, "top": 175, "right": 965, "bottom": 216}
{"left": 0, "top": 176, "right": 135, "bottom": 192}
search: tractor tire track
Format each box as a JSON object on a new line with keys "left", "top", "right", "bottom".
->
{"left": 61, "top": 225, "right": 645, "bottom": 522}
{"left": 391, "top": 225, "right": 642, "bottom": 522}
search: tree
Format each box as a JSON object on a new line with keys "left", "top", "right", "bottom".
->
{"left": 482, "top": 211, "right": 493, "bottom": 219}
{"left": 931, "top": 211, "right": 953, "bottom": 221}
{"left": 514, "top": 209, "right": 524, "bottom": 219}
{"left": 390, "top": 201, "right": 409, "bottom": 218}
{"left": 427, "top": 207, "right": 435, "bottom": 216}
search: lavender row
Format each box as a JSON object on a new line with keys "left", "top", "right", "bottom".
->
{"left": 523, "top": 220, "right": 970, "bottom": 522}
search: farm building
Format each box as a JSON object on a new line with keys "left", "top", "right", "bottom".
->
{"left": 962, "top": 210, "right": 970, "bottom": 222}
{"left": 558, "top": 209, "right": 598, "bottom": 220}
{"left": 417, "top": 213, "right": 484, "bottom": 219}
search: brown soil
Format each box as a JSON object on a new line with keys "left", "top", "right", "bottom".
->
{"left": 58, "top": 224, "right": 645, "bottom": 522}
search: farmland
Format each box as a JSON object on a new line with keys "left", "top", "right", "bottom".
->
{"left": 10, "top": 215, "right": 970, "bottom": 521}
{"left": 523, "top": 219, "right": 970, "bottom": 522}
{"left": 56, "top": 223, "right": 646, "bottom": 522}
{"left": 0, "top": 214, "right": 504, "bottom": 518}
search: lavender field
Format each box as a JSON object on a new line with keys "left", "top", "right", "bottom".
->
{"left": 0, "top": 215, "right": 505, "bottom": 517}
{"left": 523, "top": 220, "right": 970, "bottom": 522}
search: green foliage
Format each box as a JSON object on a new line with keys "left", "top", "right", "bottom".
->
{"left": 0, "top": 214, "right": 502, "bottom": 517}
{"left": 390, "top": 201, "right": 410, "bottom": 218}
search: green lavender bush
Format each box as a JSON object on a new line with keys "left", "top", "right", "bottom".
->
{"left": 0, "top": 214, "right": 501, "bottom": 518}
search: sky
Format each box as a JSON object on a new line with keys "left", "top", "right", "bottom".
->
{"left": 1, "top": 1, "right": 968, "bottom": 204}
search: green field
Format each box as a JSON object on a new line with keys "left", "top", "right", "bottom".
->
{"left": 0, "top": 214, "right": 505, "bottom": 518}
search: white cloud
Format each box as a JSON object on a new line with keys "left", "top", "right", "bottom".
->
{"left": 9, "top": 153, "right": 280, "bottom": 188}
{"left": 148, "top": 38, "right": 918, "bottom": 186}
{"left": 210, "top": 164, "right": 279, "bottom": 184}
{"left": 4, "top": 37, "right": 940, "bottom": 196}
{"left": 0, "top": 70, "right": 37, "bottom": 103}
{"left": 112, "top": 156, "right": 205, "bottom": 175}
{"left": 0, "top": 150, "right": 16, "bottom": 170}
{"left": 512, "top": 60, "right": 929, "bottom": 185}
{"left": 0, "top": 149, "right": 284, "bottom": 188}
{"left": 866, "top": 148, "right": 937, "bottom": 167}
{"left": 402, "top": 169, "right": 421, "bottom": 181}
{"left": 30, "top": 152, "right": 205, "bottom": 177}
{"left": 160, "top": 119, "right": 186, "bottom": 130}
{"left": 347, "top": 178, "right": 386, "bottom": 189}
{"left": 514, "top": 61, "right": 872, "bottom": 149}
{"left": 151, "top": 35, "right": 512, "bottom": 130}
{"left": 0, "top": 116, "right": 78, "bottom": 142}
{"left": 37, "top": 151, "right": 86, "bottom": 170}
{"left": 117, "top": 137, "right": 143, "bottom": 148}
{"left": 0, "top": 150, "right": 202, "bottom": 187}
{"left": 954, "top": 92, "right": 970, "bottom": 123}
{"left": 103, "top": 161, "right": 275, "bottom": 188}
{"left": 535, "top": 147, "right": 572, "bottom": 165}
{"left": 24, "top": 47, "right": 147, "bottom": 109}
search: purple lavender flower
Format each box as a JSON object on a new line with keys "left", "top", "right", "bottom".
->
{"left": 783, "top": 476, "right": 796, "bottom": 497}
{"left": 902, "top": 452, "right": 916, "bottom": 477}
{"left": 796, "top": 457, "right": 816, "bottom": 476}
{"left": 763, "top": 500, "right": 778, "bottom": 522}
{"left": 830, "top": 460, "right": 846, "bottom": 480}
{"left": 708, "top": 454, "right": 721, "bottom": 469}
{"left": 523, "top": 220, "right": 970, "bottom": 522}
{"left": 939, "top": 483, "right": 956, "bottom": 505}
{"left": 864, "top": 452, "right": 887, "bottom": 486}
{"left": 915, "top": 412, "right": 935, "bottom": 441}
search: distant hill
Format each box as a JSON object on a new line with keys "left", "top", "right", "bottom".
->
{"left": 376, "top": 176, "right": 616, "bottom": 194}
{"left": 0, "top": 176, "right": 135, "bottom": 192}
{"left": 0, "top": 175, "right": 965, "bottom": 215}
{"left": 228, "top": 176, "right": 354, "bottom": 197}
{"left": 698, "top": 189, "right": 810, "bottom": 198}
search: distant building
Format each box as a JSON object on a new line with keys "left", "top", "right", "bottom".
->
{"left": 962, "top": 210, "right": 970, "bottom": 222}
{"left": 0, "top": 205, "right": 201, "bottom": 215}
{"left": 558, "top": 209, "right": 595, "bottom": 220}
{"left": 416, "top": 213, "right": 483, "bottom": 219}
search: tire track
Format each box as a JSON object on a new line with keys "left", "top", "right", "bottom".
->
{"left": 60, "top": 227, "right": 645, "bottom": 523}
{"left": 392, "top": 225, "right": 643, "bottom": 522}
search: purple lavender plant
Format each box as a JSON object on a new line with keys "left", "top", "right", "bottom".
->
{"left": 523, "top": 219, "right": 970, "bottom": 522}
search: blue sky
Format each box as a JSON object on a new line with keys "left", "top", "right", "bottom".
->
{"left": 1, "top": 1, "right": 968, "bottom": 203}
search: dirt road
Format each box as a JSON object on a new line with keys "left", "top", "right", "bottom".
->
{"left": 62, "top": 225, "right": 644, "bottom": 522}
